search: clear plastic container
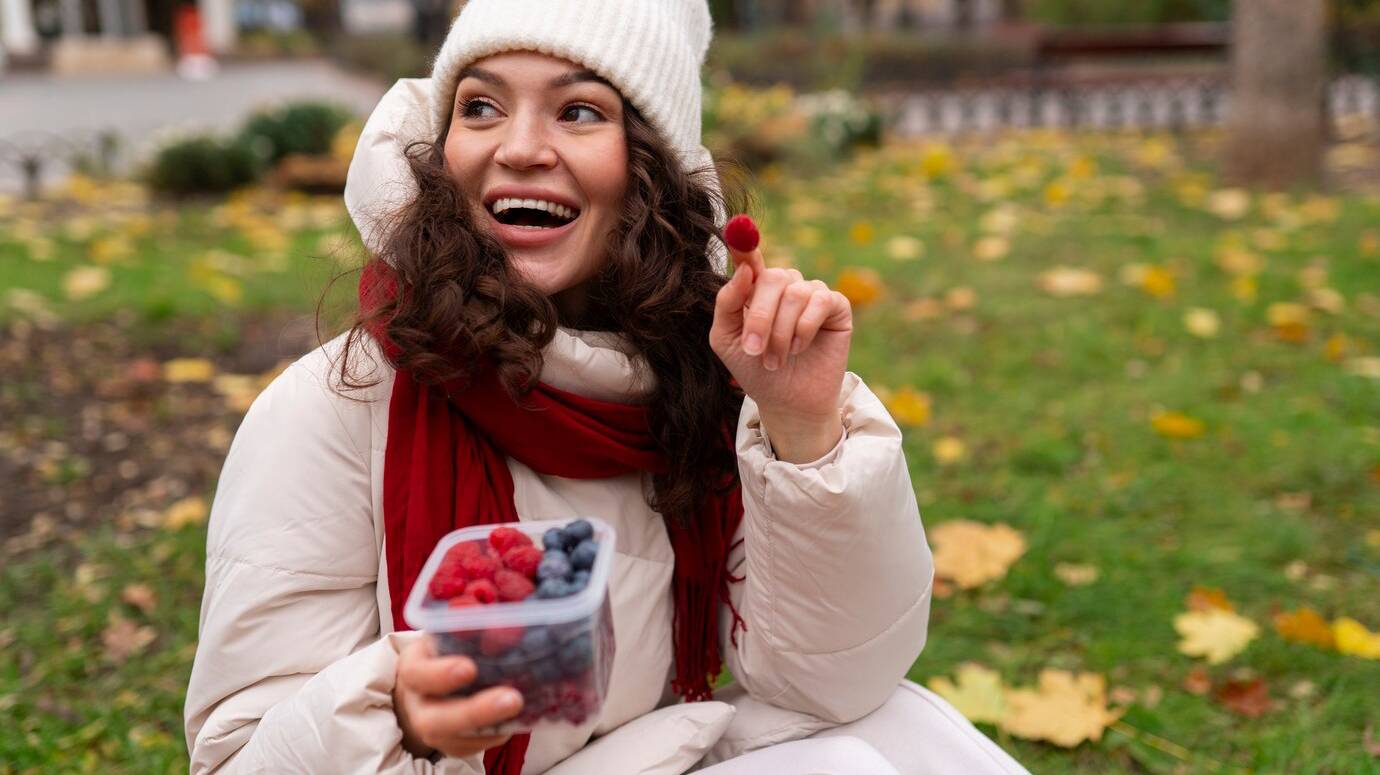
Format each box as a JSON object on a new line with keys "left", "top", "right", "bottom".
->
{"left": 403, "top": 518, "right": 617, "bottom": 733}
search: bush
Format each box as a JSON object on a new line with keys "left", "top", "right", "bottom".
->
{"left": 239, "top": 101, "right": 354, "bottom": 164}
{"left": 703, "top": 81, "right": 883, "bottom": 170}
{"left": 143, "top": 133, "right": 269, "bottom": 195}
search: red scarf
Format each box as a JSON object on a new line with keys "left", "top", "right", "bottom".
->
{"left": 359, "top": 262, "right": 747, "bottom": 774}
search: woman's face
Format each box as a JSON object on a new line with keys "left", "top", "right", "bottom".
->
{"left": 443, "top": 51, "right": 628, "bottom": 318}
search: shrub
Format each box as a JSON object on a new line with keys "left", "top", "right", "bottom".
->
{"left": 239, "top": 101, "right": 354, "bottom": 164}
{"left": 143, "top": 133, "right": 269, "bottom": 195}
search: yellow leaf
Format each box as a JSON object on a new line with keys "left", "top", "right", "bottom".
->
{"left": 928, "top": 663, "right": 1008, "bottom": 726}
{"left": 848, "top": 221, "right": 875, "bottom": 246}
{"left": 886, "top": 235, "right": 923, "bottom": 261}
{"left": 835, "top": 267, "right": 883, "bottom": 308}
{"left": 62, "top": 266, "right": 112, "bottom": 301}
{"left": 1053, "top": 563, "right": 1099, "bottom": 587}
{"left": 932, "top": 436, "right": 967, "bottom": 465}
{"left": 1207, "top": 188, "right": 1251, "bottom": 220}
{"left": 1273, "top": 608, "right": 1335, "bottom": 649}
{"left": 1215, "top": 245, "right": 1262, "bottom": 275}
{"left": 1151, "top": 410, "right": 1205, "bottom": 439}
{"left": 1002, "top": 670, "right": 1121, "bottom": 748}
{"left": 930, "top": 520, "right": 1026, "bottom": 589}
{"left": 883, "top": 386, "right": 931, "bottom": 428}
{"left": 1183, "top": 308, "right": 1221, "bottom": 339}
{"left": 972, "top": 236, "right": 1010, "bottom": 262}
{"left": 89, "top": 234, "right": 134, "bottom": 264}
{"left": 1174, "top": 608, "right": 1259, "bottom": 664}
{"left": 918, "top": 143, "right": 956, "bottom": 179}
{"left": 1267, "top": 302, "right": 1311, "bottom": 343}
{"left": 1307, "top": 287, "right": 1345, "bottom": 315}
{"left": 944, "top": 287, "right": 977, "bottom": 311}
{"left": 1138, "top": 265, "right": 1176, "bottom": 299}
{"left": 1230, "top": 274, "right": 1257, "bottom": 302}
{"left": 1344, "top": 357, "right": 1380, "bottom": 379}
{"left": 163, "top": 358, "right": 216, "bottom": 383}
{"left": 164, "top": 497, "right": 209, "bottom": 529}
{"left": 1333, "top": 617, "right": 1380, "bottom": 659}
{"left": 1043, "top": 180, "right": 1071, "bottom": 207}
{"left": 1037, "top": 267, "right": 1103, "bottom": 297}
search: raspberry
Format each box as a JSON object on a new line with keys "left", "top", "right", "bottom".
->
{"left": 488, "top": 527, "right": 532, "bottom": 554}
{"left": 724, "top": 214, "right": 760, "bottom": 253}
{"left": 447, "top": 594, "right": 481, "bottom": 608}
{"left": 464, "top": 578, "right": 499, "bottom": 604}
{"left": 495, "top": 569, "right": 536, "bottom": 602}
{"left": 459, "top": 553, "right": 499, "bottom": 582}
{"left": 501, "top": 545, "right": 543, "bottom": 578}
{"left": 428, "top": 571, "right": 468, "bottom": 600}
{"left": 445, "top": 541, "right": 484, "bottom": 565}
{"left": 480, "top": 626, "right": 525, "bottom": 656}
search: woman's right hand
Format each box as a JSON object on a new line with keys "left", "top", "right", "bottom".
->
{"left": 393, "top": 636, "right": 525, "bottom": 760}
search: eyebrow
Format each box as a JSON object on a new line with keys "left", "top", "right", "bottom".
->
{"left": 456, "top": 65, "right": 616, "bottom": 92}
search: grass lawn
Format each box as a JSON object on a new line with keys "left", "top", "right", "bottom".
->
{"left": 2, "top": 127, "right": 1378, "bottom": 773}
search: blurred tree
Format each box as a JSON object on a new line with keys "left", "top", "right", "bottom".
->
{"left": 1225, "top": 0, "right": 1326, "bottom": 187}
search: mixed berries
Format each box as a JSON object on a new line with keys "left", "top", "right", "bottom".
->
{"left": 425, "top": 519, "right": 612, "bottom": 728}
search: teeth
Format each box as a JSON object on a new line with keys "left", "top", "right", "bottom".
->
{"left": 490, "top": 197, "right": 577, "bottom": 221}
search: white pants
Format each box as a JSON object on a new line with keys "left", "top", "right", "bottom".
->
{"left": 697, "top": 681, "right": 1028, "bottom": 775}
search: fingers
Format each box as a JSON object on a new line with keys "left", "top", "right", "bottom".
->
{"left": 712, "top": 258, "right": 754, "bottom": 337}
{"left": 767, "top": 279, "right": 824, "bottom": 367}
{"left": 793, "top": 288, "right": 847, "bottom": 354}
{"left": 728, "top": 243, "right": 766, "bottom": 281}
{"left": 410, "top": 686, "right": 524, "bottom": 755}
{"left": 398, "top": 638, "right": 477, "bottom": 697}
{"left": 742, "top": 268, "right": 802, "bottom": 366}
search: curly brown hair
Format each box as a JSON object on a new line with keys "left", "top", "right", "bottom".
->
{"left": 335, "top": 101, "right": 752, "bottom": 525}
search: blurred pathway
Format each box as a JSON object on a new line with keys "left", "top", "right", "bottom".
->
{"left": 0, "top": 60, "right": 389, "bottom": 194}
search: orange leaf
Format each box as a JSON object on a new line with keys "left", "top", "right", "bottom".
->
{"left": 1213, "top": 677, "right": 1274, "bottom": 718}
{"left": 1186, "top": 586, "right": 1235, "bottom": 612}
{"left": 1151, "top": 410, "right": 1206, "bottom": 440}
{"left": 1182, "top": 666, "right": 1212, "bottom": 695}
{"left": 1273, "top": 608, "right": 1335, "bottom": 649}
{"left": 835, "top": 267, "right": 883, "bottom": 308}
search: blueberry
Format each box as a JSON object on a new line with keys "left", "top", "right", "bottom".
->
{"left": 570, "top": 539, "right": 598, "bottom": 570}
{"left": 558, "top": 633, "right": 593, "bottom": 675}
{"left": 532, "top": 656, "right": 563, "bottom": 683}
{"left": 535, "top": 578, "right": 570, "bottom": 599}
{"left": 563, "top": 519, "right": 594, "bottom": 547}
{"left": 498, "top": 650, "right": 530, "bottom": 677}
{"left": 521, "top": 627, "right": 554, "bottom": 656}
{"left": 538, "top": 550, "right": 572, "bottom": 581}
{"left": 570, "top": 570, "right": 591, "bottom": 591}
{"left": 542, "top": 528, "right": 565, "bottom": 551}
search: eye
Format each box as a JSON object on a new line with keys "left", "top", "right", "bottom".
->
{"left": 561, "top": 104, "right": 604, "bottom": 124}
{"left": 458, "top": 98, "right": 499, "bottom": 119}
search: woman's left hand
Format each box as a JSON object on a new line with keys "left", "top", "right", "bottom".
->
{"left": 709, "top": 218, "right": 852, "bottom": 464}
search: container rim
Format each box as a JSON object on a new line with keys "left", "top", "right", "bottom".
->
{"left": 402, "top": 517, "right": 617, "bottom": 632}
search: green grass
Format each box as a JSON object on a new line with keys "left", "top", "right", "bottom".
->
{"left": 3, "top": 130, "right": 1379, "bottom": 773}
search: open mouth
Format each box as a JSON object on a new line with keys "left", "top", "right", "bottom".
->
{"left": 487, "top": 198, "right": 581, "bottom": 230}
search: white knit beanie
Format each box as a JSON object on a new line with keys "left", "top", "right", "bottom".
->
{"left": 429, "top": 0, "right": 713, "bottom": 174}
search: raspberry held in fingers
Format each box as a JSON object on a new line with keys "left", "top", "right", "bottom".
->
{"left": 724, "top": 214, "right": 760, "bottom": 253}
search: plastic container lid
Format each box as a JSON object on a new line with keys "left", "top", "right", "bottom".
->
{"left": 403, "top": 517, "right": 618, "bottom": 632}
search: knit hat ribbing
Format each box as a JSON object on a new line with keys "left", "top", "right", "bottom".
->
{"left": 429, "top": 0, "right": 714, "bottom": 169}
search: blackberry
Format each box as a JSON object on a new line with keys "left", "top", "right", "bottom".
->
{"left": 570, "top": 539, "right": 598, "bottom": 570}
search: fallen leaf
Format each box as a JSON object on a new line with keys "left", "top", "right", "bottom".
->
{"left": 903, "top": 298, "right": 946, "bottom": 321}
{"left": 1053, "top": 563, "right": 1099, "bottom": 587}
{"left": 121, "top": 584, "right": 157, "bottom": 615}
{"left": 1186, "top": 586, "right": 1235, "bottom": 612}
{"left": 1037, "top": 267, "right": 1103, "bottom": 297}
{"left": 1207, "top": 188, "right": 1251, "bottom": 220}
{"left": 883, "top": 386, "right": 931, "bottom": 427}
{"left": 1182, "top": 665, "right": 1212, "bottom": 695}
{"left": 1213, "top": 677, "right": 1274, "bottom": 718}
{"left": 1344, "top": 357, "right": 1380, "bottom": 379}
{"left": 102, "top": 612, "right": 156, "bottom": 664}
{"left": 1216, "top": 245, "right": 1262, "bottom": 275}
{"left": 928, "top": 663, "right": 1008, "bottom": 725}
{"left": 1002, "top": 670, "right": 1121, "bottom": 747}
{"left": 932, "top": 436, "right": 967, "bottom": 466}
{"left": 848, "top": 221, "right": 875, "bottom": 245}
{"left": 1333, "top": 617, "right": 1380, "bottom": 659}
{"left": 1288, "top": 680, "right": 1316, "bottom": 699}
{"left": 163, "top": 358, "right": 216, "bottom": 383}
{"left": 930, "top": 520, "right": 1026, "bottom": 589}
{"left": 1184, "top": 308, "right": 1221, "bottom": 339}
{"left": 944, "top": 287, "right": 977, "bottom": 311}
{"left": 1175, "top": 608, "right": 1259, "bottom": 664}
{"left": 972, "top": 236, "right": 1010, "bottom": 262}
{"left": 835, "top": 267, "right": 883, "bottom": 308}
{"left": 62, "top": 266, "right": 112, "bottom": 301}
{"left": 1267, "top": 302, "right": 1311, "bottom": 343}
{"left": 164, "top": 497, "right": 209, "bottom": 529}
{"left": 1139, "top": 265, "right": 1176, "bottom": 298}
{"left": 1273, "top": 608, "right": 1335, "bottom": 649}
{"left": 886, "top": 235, "right": 923, "bottom": 261}
{"left": 1151, "top": 410, "right": 1206, "bottom": 440}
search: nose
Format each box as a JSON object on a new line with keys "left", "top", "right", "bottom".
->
{"left": 493, "top": 110, "right": 558, "bottom": 171}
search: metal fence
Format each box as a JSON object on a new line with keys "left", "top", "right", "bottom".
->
{"left": 882, "top": 74, "right": 1380, "bottom": 137}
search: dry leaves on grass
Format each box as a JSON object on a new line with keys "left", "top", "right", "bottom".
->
{"left": 932, "top": 436, "right": 967, "bottom": 466}
{"left": 102, "top": 612, "right": 156, "bottom": 664}
{"left": 163, "top": 358, "right": 217, "bottom": 384}
{"left": 1213, "top": 677, "right": 1274, "bottom": 718}
{"left": 120, "top": 584, "right": 157, "bottom": 615}
{"left": 881, "top": 386, "right": 931, "bottom": 427}
{"left": 1273, "top": 607, "right": 1335, "bottom": 649}
{"left": 1334, "top": 618, "right": 1380, "bottom": 659}
{"left": 1184, "top": 308, "right": 1221, "bottom": 339}
{"left": 1054, "top": 563, "right": 1099, "bottom": 587}
{"left": 835, "top": 267, "right": 883, "bottom": 308}
{"left": 1175, "top": 608, "right": 1260, "bottom": 664}
{"left": 1037, "top": 267, "right": 1103, "bottom": 297}
{"left": 1003, "top": 670, "right": 1122, "bottom": 748}
{"left": 927, "top": 663, "right": 1007, "bottom": 725}
{"left": 62, "top": 266, "right": 112, "bottom": 301}
{"left": 164, "top": 496, "right": 209, "bottom": 530}
{"left": 1151, "top": 410, "right": 1206, "bottom": 440}
{"left": 930, "top": 520, "right": 1026, "bottom": 589}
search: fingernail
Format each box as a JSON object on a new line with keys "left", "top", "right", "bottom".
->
{"left": 496, "top": 689, "right": 522, "bottom": 711}
{"left": 744, "top": 334, "right": 763, "bottom": 355}
{"left": 763, "top": 354, "right": 778, "bottom": 371}
{"left": 790, "top": 336, "right": 802, "bottom": 354}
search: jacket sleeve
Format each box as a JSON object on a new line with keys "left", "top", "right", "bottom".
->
{"left": 183, "top": 352, "right": 481, "bottom": 775}
{"left": 721, "top": 371, "right": 934, "bottom": 724}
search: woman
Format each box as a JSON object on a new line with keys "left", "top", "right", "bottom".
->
{"left": 183, "top": 1, "right": 1028, "bottom": 773}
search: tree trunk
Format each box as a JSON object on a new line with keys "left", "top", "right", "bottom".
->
{"left": 1224, "top": 0, "right": 1327, "bottom": 189}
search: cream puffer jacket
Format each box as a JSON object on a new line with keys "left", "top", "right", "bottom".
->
{"left": 183, "top": 80, "right": 934, "bottom": 775}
